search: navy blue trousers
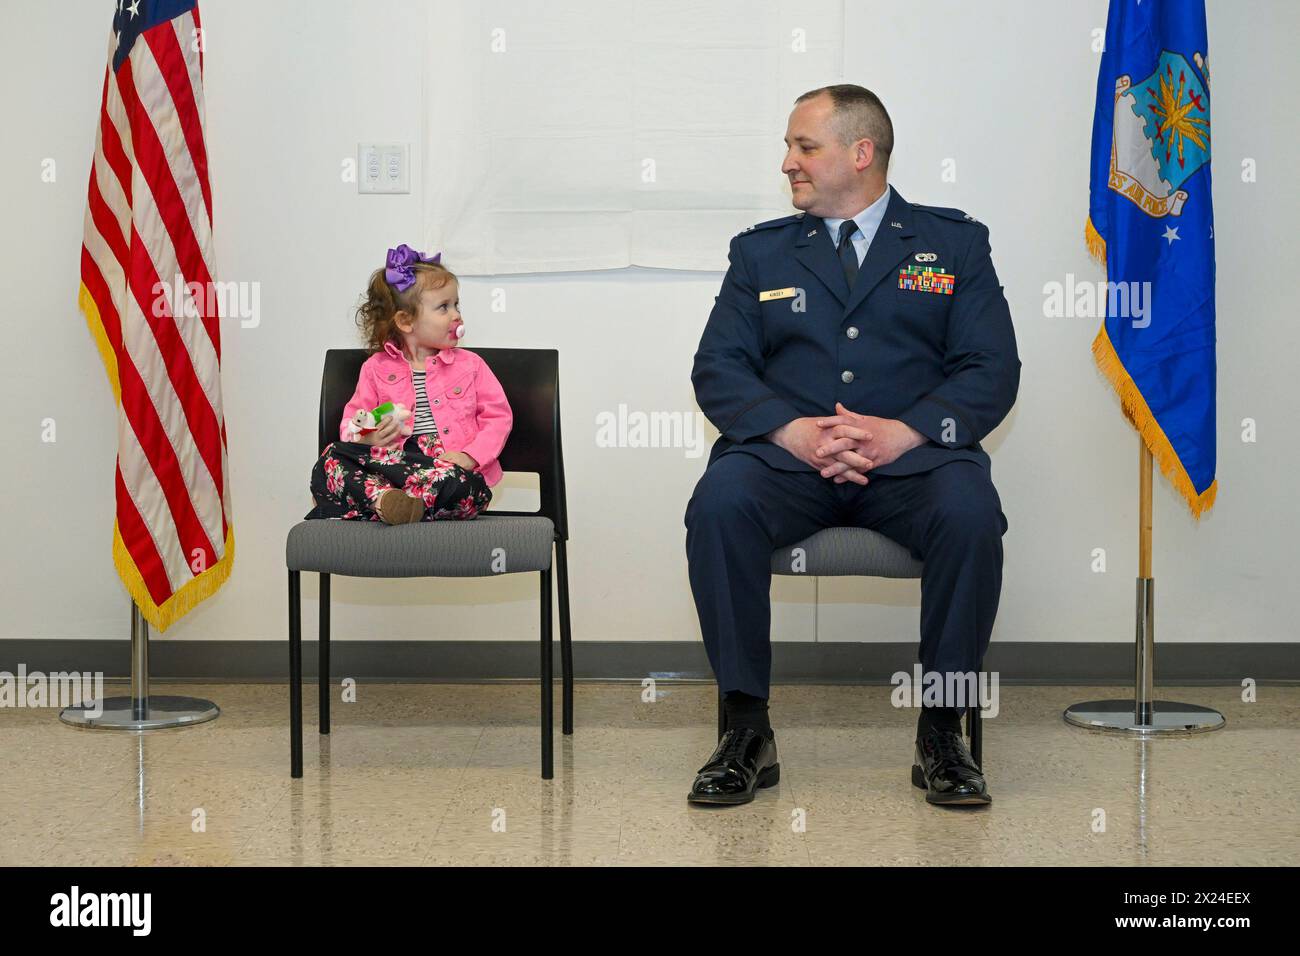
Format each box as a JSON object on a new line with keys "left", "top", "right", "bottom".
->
{"left": 684, "top": 451, "right": 1007, "bottom": 701}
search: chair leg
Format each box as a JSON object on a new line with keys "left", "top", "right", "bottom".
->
{"left": 540, "top": 567, "right": 554, "bottom": 779}
{"left": 319, "top": 573, "right": 330, "bottom": 735}
{"left": 288, "top": 570, "right": 303, "bottom": 778}
{"left": 967, "top": 703, "right": 983, "bottom": 769}
{"left": 717, "top": 686, "right": 726, "bottom": 741}
{"left": 556, "top": 538, "right": 573, "bottom": 736}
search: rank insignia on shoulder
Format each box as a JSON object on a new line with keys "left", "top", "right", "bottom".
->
{"left": 737, "top": 213, "right": 802, "bottom": 238}
{"left": 759, "top": 287, "right": 797, "bottom": 302}
{"left": 898, "top": 265, "right": 955, "bottom": 295}
{"left": 963, "top": 213, "right": 979, "bottom": 223}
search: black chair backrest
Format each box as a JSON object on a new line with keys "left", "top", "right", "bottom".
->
{"left": 318, "top": 348, "right": 568, "bottom": 539}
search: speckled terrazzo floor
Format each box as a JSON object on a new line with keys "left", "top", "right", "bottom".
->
{"left": 1, "top": 682, "right": 1295, "bottom": 866}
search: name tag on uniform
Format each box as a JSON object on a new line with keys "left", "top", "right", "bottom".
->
{"left": 898, "top": 266, "right": 955, "bottom": 295}
{"left": 758, "top": 287, "right": 797, "bottom": 302}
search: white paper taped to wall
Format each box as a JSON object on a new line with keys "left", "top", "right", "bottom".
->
{"left": 423, "top": 0, "right": 845, "bottom": 274}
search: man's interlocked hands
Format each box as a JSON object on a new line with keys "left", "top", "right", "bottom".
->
{"left": 768, "top": 403, "right": 927, "bottom": 485}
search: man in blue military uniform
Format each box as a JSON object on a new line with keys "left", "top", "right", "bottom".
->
{"left": 685, "top": 84, "right": 1020, "bottom": 807}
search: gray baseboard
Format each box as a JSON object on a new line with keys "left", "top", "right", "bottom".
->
{"left": 0, "top": 640, "right": 1295, "bottom": 683}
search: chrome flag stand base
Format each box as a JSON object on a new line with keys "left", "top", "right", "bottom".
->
{"left": 1063, "top": 699, "right": 1224, "bottom": 735}
{"left": 1065, "top": 576, "right": 1224, "bottom": 737}
{"left": 59, "top": 602, "right": 220, "bottom": 731}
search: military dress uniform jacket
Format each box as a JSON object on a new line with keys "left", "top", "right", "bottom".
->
{"left": 691, "top": 186, "right": 1020, "bottom": 477}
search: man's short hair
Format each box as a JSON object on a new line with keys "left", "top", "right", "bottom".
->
{"left": 795, "top": 84, "right": 894, "bottom": 170}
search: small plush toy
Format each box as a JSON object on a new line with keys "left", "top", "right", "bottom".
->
{"left": 344, "top": 401, "right": 413, "bottom": 443}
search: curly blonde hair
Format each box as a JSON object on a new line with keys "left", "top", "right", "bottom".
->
{"left": 355, "top": 261, "right": 456, "bottom": 353}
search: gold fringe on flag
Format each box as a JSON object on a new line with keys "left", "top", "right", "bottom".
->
{"left": 113, "top": 521, "right": 236, "bottom": 632}
{"left": 78, "top": 283, "right": 121, "bottom": 405}
{"left": 1084, "top": 216, "right": 1107, "bottom": 269}
{"left": 1085, "top": 218, "right": 1218, "bottom": 519}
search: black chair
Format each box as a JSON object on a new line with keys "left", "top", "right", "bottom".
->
{"left": 286, "top": 348, "right": 572, "bottom": 779}
{"left": 716, "top": 528, "right": 982, "bottom": 770}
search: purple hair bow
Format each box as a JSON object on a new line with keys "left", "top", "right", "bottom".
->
{"left": 384, "top": 244, "right": 442, "bottom": 292}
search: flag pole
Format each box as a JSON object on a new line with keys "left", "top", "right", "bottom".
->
{"left": 1137, "top": 441, "right": 1154, "bottom": 724}
{"left": 1063, "top": 437, "right": 1224, "bottom": 736}
{"left": 59, "top": 600, "right": 220, "bottom": 731}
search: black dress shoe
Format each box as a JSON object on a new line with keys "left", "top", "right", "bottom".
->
{"left": 687, "top": 727, "right": 780, "bottom": 806}
{"left": 911, "top": 725, "right": 992, "bottom": 806}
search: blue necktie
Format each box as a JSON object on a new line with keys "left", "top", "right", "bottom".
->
{"left": 837, "top": 219, "right": 860, "bottom": 289}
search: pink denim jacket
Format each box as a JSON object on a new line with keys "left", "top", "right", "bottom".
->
{"left": 340, "top": 342, "right": 513, "bottom": 486}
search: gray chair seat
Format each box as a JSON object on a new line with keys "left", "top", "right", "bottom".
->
{"left": 771, "top": 527, "right": 922, "bottom": 577}
{"left": 286, "top": 514, "right": 555, "bottom": 577}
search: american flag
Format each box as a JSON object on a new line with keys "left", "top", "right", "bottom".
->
{"left": 78, "top": 0, "right": 233, "bottom": 631}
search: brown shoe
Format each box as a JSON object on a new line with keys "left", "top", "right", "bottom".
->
{"left": 375, "top": 489, "right": 425, "bottom": 525}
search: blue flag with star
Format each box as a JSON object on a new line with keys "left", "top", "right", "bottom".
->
{"left": 1087, "top": 0, "right": 1217, "bottom": 517}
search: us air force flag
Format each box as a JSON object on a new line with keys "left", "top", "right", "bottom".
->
{"left": 1087, "top": 0, "right": 1217, "bottom": 517}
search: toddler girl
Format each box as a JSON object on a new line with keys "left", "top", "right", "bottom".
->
{"left": 306, "top": 245, "right": 512, "bottom": 524}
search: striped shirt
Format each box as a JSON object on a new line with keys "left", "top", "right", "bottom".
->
{"left": 409, "top": 369, "right": 440, "bottom": 436}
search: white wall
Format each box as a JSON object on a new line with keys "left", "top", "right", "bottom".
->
{"left": 2, "top": 0, "right": 1296, "bottom": 650}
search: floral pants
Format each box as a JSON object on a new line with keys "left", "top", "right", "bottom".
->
{"left": 306, "top": 432, "right": 491, "bottom": 521}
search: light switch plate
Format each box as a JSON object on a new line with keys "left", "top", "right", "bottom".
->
{"left": 358, "top": 142, "right": 410, "bottom": 194}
